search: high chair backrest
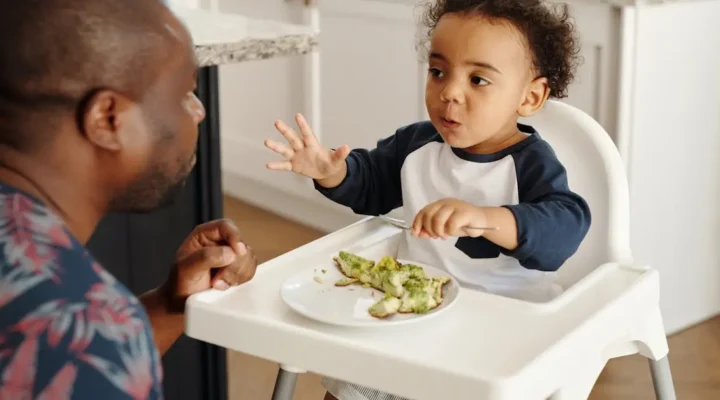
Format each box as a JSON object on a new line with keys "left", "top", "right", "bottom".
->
{"left": 518, "top": 100, "right": 633, "bottom": 288}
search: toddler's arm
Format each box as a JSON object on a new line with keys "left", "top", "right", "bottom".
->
{"left": 498, "top": 143, "right": 591, "bottom": 272}
{"left": 266, "top": 116, "right": 418, "bottom": 216}
{"left": 314, "top": 128, "right": 411, "bottom": 216}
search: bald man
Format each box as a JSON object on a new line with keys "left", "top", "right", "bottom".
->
{"left": 0, "top": 1, "right": 256, "bottom": 398}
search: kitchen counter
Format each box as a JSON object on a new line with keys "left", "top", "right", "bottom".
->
{"left": 171, "top": 5, "right": 319, "bottom": 66}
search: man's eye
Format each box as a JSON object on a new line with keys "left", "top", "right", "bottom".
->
{"left": 471, "top": 76, "right": 489, "bottom": 86}
{"left": 428, "top": 68, "right": 444, "bottom": 78}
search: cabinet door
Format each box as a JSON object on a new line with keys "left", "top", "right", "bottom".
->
{"left": 557, "top": 1, "right": 620, "bottom": 137}
{"left": 316, "top": 0, "right": 426, "bottom": 152}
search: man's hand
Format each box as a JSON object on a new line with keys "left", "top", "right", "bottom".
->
{"left": 264, "top": 113, "right": 350, "bottom": 188}
{"left": 143, "top": 219, "right": 256, "bottom": 355}
{"left": 161, "top": 219, "right": 257, "bottom": 312}
{"left": 412, "top": 198, "right": 488, "bottom": 239}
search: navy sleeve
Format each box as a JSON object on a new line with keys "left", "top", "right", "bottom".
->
{"left": 314, "top": 122, "right": 438, "bottom": 216}
{"left": 500, "top": 142, "right": 591, "bottom": 272}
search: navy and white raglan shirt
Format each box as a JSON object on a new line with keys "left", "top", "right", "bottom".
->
{"left": 315, "top": 121, "right": 591, "bottom": 302}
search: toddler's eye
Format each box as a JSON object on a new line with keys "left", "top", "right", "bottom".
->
{"left": 471, "top": 76, "right": 489, "bottom": 86}
{"left": 428, "top": 68, "right": 444, "bottom": 78}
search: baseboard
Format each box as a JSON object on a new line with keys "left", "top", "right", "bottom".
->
{"left": 222, "top": 172, "right": 364, "bottom": 233}
{"left": 665, "top": 309, "right": 720, "bottom": 337}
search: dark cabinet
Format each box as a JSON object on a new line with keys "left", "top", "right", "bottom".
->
{"left": 86, "top": 67, "right": 226, "bottom": 400}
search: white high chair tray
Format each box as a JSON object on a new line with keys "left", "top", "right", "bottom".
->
{"left": 185, "top": 216, "right": 660, "bottom": 400}
{"left": 280, "top": 257, "right": 461, "bottom": 327}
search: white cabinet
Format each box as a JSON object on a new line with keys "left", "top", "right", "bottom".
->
{"left": 622, "top": 0, "right": 720, "bottom": 334}
{"left": 315, "top": 0, "right": 426, "bottom": 152}
{"left": 559, "top": 2, "right": 621, "bottom": 139}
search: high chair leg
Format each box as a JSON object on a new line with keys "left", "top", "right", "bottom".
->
{"left": 649, "top": 356, "right": 676, "bottom": 400}
{"left": 271, "top": 367, "right": 299, "bottom": 400}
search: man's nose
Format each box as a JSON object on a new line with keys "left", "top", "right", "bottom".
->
{"left": 192, "top": 93, "right": 206, "bottom": 123}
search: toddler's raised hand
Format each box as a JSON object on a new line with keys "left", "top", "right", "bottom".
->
{"left": 264, "top": 113, "right": 350, "bottom": 182}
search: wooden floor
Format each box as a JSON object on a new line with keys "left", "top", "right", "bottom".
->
{"left": 223, "top": 196, "right": 720, "bottom": 400}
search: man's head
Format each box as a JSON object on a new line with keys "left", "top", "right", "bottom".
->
{"left": 0, "top": 0, "right": 205, "bottom": 213}
{"left": 420, "top": 0, "right": 580, "bottom": 151}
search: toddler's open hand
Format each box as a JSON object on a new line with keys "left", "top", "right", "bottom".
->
{"left": 265, "top": 113, "right": 350, "bottom": 180}
{"left": 412, "top": 198, "right": 488, "bottom": 239}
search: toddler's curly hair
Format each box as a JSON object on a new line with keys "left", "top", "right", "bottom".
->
{"left": 421, "top": 0, "right": 581, "bottom": 99}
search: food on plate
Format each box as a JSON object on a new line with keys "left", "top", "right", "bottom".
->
{"left": 334, "top": 276, "right": 358, "bottom": 287}
{"left": 332, "top": 251, "right": 452, "bottom": 319}
{"left": 333, "top": 250, "right": 374, "bottom": 280}
{"left": 368, "top": 293, "right": 401, "bottom": 318}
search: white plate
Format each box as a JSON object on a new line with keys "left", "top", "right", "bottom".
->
{"left": 280, "top": 258, "right": 461, "bottom": 327}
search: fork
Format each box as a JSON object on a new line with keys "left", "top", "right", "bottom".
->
{"left": 379, "top": 215, "right": 499, "bottom": 232}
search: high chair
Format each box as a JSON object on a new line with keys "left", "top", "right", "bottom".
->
{"left": 185, "top": 100, "right": 676, "bottom": 399}
{"left": 517, "top": 99, "right": 676, "bottom": 399}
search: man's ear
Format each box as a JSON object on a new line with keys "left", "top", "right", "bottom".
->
{"left": 79, "top": 90, "right": 133, "bottom": 151}
{"left": 517, "top": 76, "right": 550, "bottom": 118}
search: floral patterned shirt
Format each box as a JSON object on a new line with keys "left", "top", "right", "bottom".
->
{"left": 0, "top": 184, "right": 164, "bottom": 399}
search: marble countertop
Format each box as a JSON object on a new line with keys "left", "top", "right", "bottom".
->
{"left": 171, "top": 6, "right": 318, "bottom": 67}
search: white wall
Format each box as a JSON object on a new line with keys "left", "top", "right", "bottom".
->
{"left": 625, "top": 0, "right": 720, "bottom": 333}
{"left": 215, "top": 0, "right": 320, "bottom": 212}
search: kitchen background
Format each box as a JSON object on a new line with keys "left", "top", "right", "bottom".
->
{"left": 172, "top": 0, "right": 720, "bottom": 398}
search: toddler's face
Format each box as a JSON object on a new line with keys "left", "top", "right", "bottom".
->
{"left": 424, "top": 13, "right": 544, "bottom": 152}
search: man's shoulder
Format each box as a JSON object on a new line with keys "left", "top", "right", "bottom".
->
{"left": 0, "top": 184, "right": 88, "bottom": 285}
{"left": 0, "top": 184, "right": 138, "bottom": 317}
{"left": 0, "top": 186, "right": 164, "bottom": 399}
{"left": 0, "top": 184, "right": 77, "bottom": 250}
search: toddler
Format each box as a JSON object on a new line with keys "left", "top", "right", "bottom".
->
{"left": 264, "top": 0, "right": 591, "bottom": 398}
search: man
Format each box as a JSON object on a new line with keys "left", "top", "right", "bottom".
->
{"left": 0, "top": 0, "right": 257, "bottom": 398}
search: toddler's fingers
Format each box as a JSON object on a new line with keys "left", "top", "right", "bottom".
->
{"left": 266, "top": 160, "right": 293, "bottom": 171}
{"left": 333, "top": 145, "right": 351, "bottom": 162}
{"left": 422, "top": 205, "right": 442, "bottom": 238}
{"left": 411, "top": 213, "right": 424, "bottom": 236}
{"left": 264, "top": 139, "right": 294, "bottom": 159}
{"left": 446, "top": 213, "right": 470, "bottom": 237}
{"left": 432, "top": 207, "right": 454, "bottom": 239}
{"left": 295, "top": 114, "right": 317, "bottom": 143}
{"left": 274, "top": 119, "right": 304, "bottom": 150}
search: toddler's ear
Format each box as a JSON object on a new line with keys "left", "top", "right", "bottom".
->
{"left": 517, "top": 76, "right": 550, "bottom": 117}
